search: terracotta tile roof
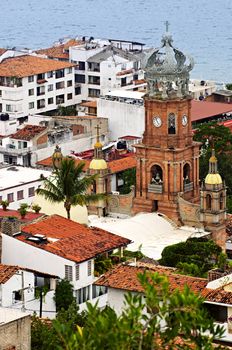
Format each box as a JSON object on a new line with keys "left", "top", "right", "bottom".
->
{"left": 11, "top": 125, "right": 47, "bottom": 141}
{"left": 0, "top": 55, "right": 76, "bottom": 78}
{"left": 119, "top": 135, "right": 141, "bottom": 140}
{"left": 191, "top": 100, "right": 232, "bottom": 122}
{"left": 95, "top": 264, "right": 208, "bottom": 294}
{"left": 202, "top": 287, "right": 232, "bottom": 304}
{"left": 0, "top": 264, "right": 19, "bottom": 284}
{"left": 108, "top": 155, "right": 136, "bottom": 173}
{"left": 134, "top": 79, "right": 146, "bottom": 85}
{"left": 36, "top": 39, "right": 82, "bottom": 60}
{"left": 17, "top": 215, "right": 131, "bottom": 263}
{"left": 37, "top": 154, "right": 137, "bottom": 173}
{"left": 0, "top": 48, "right": 7, "bottom": 56}
{"left": 0, "top": 209, "right": 44, "bottom": 223}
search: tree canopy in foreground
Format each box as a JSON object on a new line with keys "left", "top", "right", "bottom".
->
{"left": 32, "top": 272, "right": 227, "bottom": 349}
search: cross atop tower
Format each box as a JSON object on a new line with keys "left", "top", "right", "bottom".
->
{"left": 165, "top": 20, "right": 170, "bottom": 33}
{"left": 95, "top": 123, "right": 102, "bottom": 143}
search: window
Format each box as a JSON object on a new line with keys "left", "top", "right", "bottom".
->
{"left": 67, "top": 93, "right": 72, "bottom": 100}
{"left": 55, "top": 69, "right": 65, "bottom": 79}
{"left": 6, "top": 105, "right": 13, "bottom": 112}
{"left": 92, "top": 285, "right": 107, "bottom": 299}
{"left": 37, "top": 99, "right": 45, "bottom": 109}
{"left": 47, "top": 71, "right": 53, "bottom": 78}
{"left": 65, "top": 265, "right": 73, "bottom": 281}
{"left": 28, "top": 75, "right": 34, "bottom": 82}
{"left": 48, "top": 84, "right": 53, "bottom": 92}
{"left": 56, "top": 94, "right": 65, "bottom": 104}
{"left": 0, "top": 196, "right": 2, "bottom": 202}
{"left": 13, "top": 290, "right": 22, "bottom": 303}
{"left": 56, "top": 81, "right": 65, "bottom": 90}
{"left": 78, "top": 61, "right": 85, "bottom": 71}
{"left": 87, "top": 260, "right": 92, "bottom": 276}
{"left": 28, "top": 88, "right": 34, "bottom": 96}
{"left": 75, "top": 87, "right": 81, "bottom": 95}
{"left": 168, "top": 113, "right": 176, "bottom": 134}
{"left": 67, "top": 80, "right": 72, "bottom": 87}
{"left": 37, "top": 73, "right": 45, "bottom": 80}
{"left": 76, "top": 286, "right": 90, "bottom": 304}
{"left": 88, "top": 88, "right": 100, "bottom": 98}
{"left": 17, "top": 190, "right": 24, "bottom": 200}
{"left": 29, "top": 102, "right": 34, "bottom": 109}
{"left": 28, "top": 187, "right": 35, "bottom": 197}
{"left": 48, "top": 97, "right": 54, "bottom": 105}
{"left": 7, "top": 193, "right": 14, "bottom": 203}
{"left": 67, "top": 67, "right": 72, "bottom": 74}
{"left": 75, "top": 74, "right": 85, "bottom": 83}
{"left": 75, "top": 264, "right": 80, "bottom": 280}
{"left": 0, "top": 90, "right": 2, "bottom": 96}
{"left": 206, "top": 194, "right": 212, "bottom": 210}
{"left": 220, "top": 193, "right": 224, "bottom": 210}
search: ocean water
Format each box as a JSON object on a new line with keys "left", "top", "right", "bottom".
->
{"left": 0, "top": 0, "right": 231, "bottom": 82}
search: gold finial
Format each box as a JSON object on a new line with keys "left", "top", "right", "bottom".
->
{"left": 94, "top": 123, "right": 102, "bottom": 149}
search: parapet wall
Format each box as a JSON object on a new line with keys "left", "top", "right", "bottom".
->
{"left": 107, "top": 187, "right": 134, "bottom": 215}
{"left": 178, "top": 195, "right": 202, "bottom": 228}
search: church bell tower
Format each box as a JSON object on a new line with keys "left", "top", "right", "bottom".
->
{"left": 133, "top": 24, "right": 201, "bottom": 223}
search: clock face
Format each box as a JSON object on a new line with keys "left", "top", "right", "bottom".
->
{"left": 153, "top": 116, "right": 162, "bottom": 128}
{"left": 182, "top": 114, "right": 188, "bottom": 126}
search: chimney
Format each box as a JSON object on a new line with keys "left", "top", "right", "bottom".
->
{"left": 1, "top": 217, "right": 21, "bottom": 236}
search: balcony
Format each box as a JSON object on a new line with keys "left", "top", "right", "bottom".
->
{"left": 0, "top": 145, "right": 33, "bottom": 156}
{"left": 184, "top": 182, "right": 193, "bottom": 192}
{"left": 148, "top": 183, "right": 163, "bottom": 194}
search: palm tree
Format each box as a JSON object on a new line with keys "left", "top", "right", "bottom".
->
{"left": 36, "top": 158, "right": 104, "bottom": 219}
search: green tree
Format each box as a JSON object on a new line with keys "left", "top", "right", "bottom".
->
{"left": 36, "top": 158, "right": 104, "bottom": 219}
{"left": 193, "top": 122, "right": 232, "bottom": 197}
{"left": 31, "top": 315, "right": 59, "bottom": 350}
{"left": 119, "top": 168, "right": 136, "bottom": 194}
{"left": 54, "top": 279, "right": 75, "bottom": 312}
{"left": 159, "top": 238, "right": 221, "bottom": 277}
{"left": 53, "top": 272, "right": 225, "bottom": 349}
{"left": 57, "top": 105, "right": 77, "bottom": 116}
{"left": 226, "top": 83, "right": 232, "bottom": 91}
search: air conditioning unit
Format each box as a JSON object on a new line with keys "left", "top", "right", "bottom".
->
{"left": 112, "top": 191, "right": 120, "bottom": 195}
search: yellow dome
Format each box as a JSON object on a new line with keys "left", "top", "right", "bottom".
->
{"left": 89, "top": 159, "right": 108, "bottom": 170}
{"left": 205, "top": 173, "right": 222, "bottom": 185}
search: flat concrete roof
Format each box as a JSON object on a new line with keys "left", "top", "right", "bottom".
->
{"left": 104, "top": 90, "right": 145, "bottom": 100}
{"left": 0, "top": 166, "right": 51, "bottom": 190}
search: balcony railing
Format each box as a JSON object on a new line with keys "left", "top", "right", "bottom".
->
{"left": 184, "top": 182, "right": 193, "bottom": 192}
{"left": 0, "top": 146, "right": 33, "bottom": 156}
{"left": 148, "top": 183, "right": 163, "bottom": 194}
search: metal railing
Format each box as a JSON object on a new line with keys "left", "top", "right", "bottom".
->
{"left": 184, "top": 182, "right": 193, "bottom": 192}
{"left": 148, "top": 183, "right": 163, "bottom": 194}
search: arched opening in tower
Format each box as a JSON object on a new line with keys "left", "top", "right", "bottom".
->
{"left": 151, "top": 164, "right": 163, "bottom": 184}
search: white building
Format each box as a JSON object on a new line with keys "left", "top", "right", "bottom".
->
{"left": 0, "top": 264, "right": 56, "bottom": 318}
{"left": 0, "top": 165, "right": 51, "bottom": 209}
{"left": 1, "top": 214, "right": 130, "bottom": 313}
{"left": 70, "top": 41, "right": 145, "bottom": 103}
{"left": 98, "top": 90, "right": 145, "bottom": 140}
{"left": 0, "top": 55, "right": 79, "bottom": 118}
{"left": 0, "top": 114, "right": 109, "bottom": 166}
{"left": 95, "top": 262, "right": 232, "bottom": 344}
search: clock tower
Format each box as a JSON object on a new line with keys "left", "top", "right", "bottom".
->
{"left": 133, "top": 27, "right": 201, "bottom": 223}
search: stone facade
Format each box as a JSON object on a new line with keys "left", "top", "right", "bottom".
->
{"left": 0, "top": 314, "right": 31, "bottom": 350}
{"left": 133, "top": 97, "right": 200, "bottom": 224}
{"left": 107, "top": 188, "right": 134, "bottom": 216}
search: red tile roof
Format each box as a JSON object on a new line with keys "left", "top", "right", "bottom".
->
{"left": 0, "top": 48, "right": 7, "bottom": 56}
{"left": 11, "top": 125, "right": 47, "bottom": 141}
{"left": 36, "top": 39, "right": 82, "bottom": 60}
{"left": 37, "top": 154, "right": 137, "bottom": 174}
{"left": 119, "top": 135, "right": 141, "bottom": 140}
{"left": 0, "top": 55, "right": 76, "bottom": 78}
{"left": 116, "top": 68, "right": 133, "bottom": 76}
{"left": 0, "top": 264, "right": 19, "bottom": 284}
{"left": 191, "top": 100, "right": 232, "bottom": 122}
{"left": 0, "top": 209, "right": 44, "bottom": 223}
{"left": 202, "top": 287, "right": 232, "bottom": 304}
{"left": 95, "top": 264, "right": 208, "bottom": 294}
{"left": 79, "top": 101, "right": 97, "bottom": 108}
{"left": 17, "top": 215, "right": 131, "bottom": 263}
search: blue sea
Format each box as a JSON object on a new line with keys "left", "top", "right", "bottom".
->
{"left": 0, "top": 0, "right": 231, "bottom": 82}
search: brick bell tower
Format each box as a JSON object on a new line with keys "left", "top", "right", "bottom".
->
{"left": 133, "top": 24, "right": 201, "bottom": 223}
